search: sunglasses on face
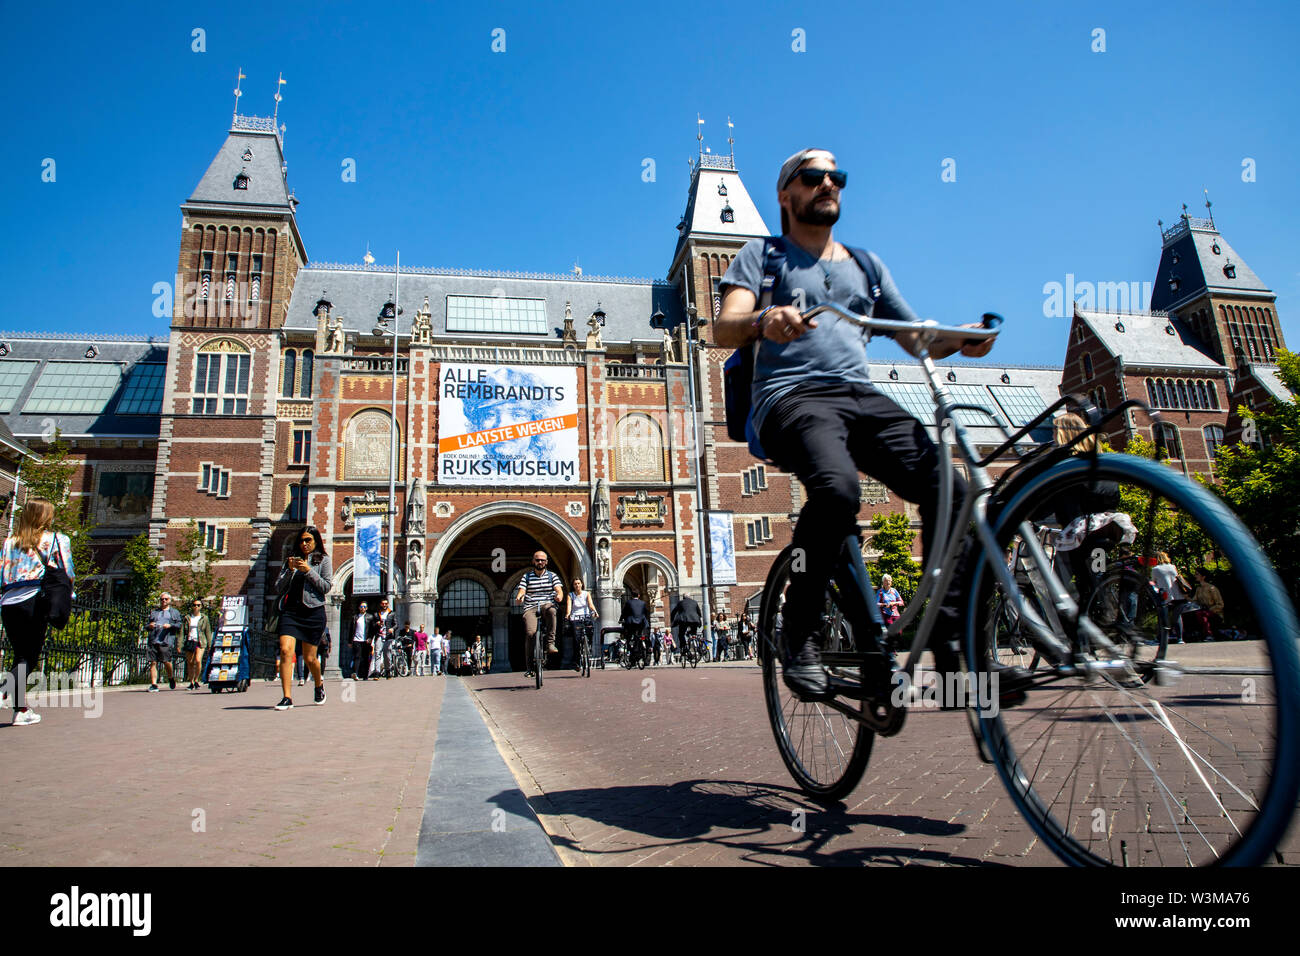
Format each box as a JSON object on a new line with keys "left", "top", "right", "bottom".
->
{"left": 793, "top": 167, "right": 847, "bottom": 189}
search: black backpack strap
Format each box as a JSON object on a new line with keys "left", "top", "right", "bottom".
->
{"left": 758, "top": 237, "right": 787, "bottom": 310}
{"left": 845, "top": 246, "right": 882, "bottom": 305}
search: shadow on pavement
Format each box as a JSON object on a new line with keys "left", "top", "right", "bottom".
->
{"left": 489, "top": 779, "right": 1006, "bottom": 867}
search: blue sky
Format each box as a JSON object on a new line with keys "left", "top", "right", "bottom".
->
{"left": 3, "top": 0, "right": 1297, "bottom": 367}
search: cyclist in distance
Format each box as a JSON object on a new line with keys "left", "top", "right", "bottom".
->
{"left": 515, "top": 550, "right": 563, "bottom": 678}
{"left": 716, "top": 147, "right": 1029, "bottom": 703}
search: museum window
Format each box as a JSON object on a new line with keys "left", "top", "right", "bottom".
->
{"left": 299, "top": 349, "right": 313, "bottom": 398}
{"left": 198, "top": 462, "right": 231, "bottom": 498}
{"left": 1153, "top": 422, "right": 1182, "bottom": 461}
{"left": 192, "top": 341, "right": 251, "bottom": 415}
{"left": 1203, "top": 425, "right": 1225, "bottom": 461}
{"left": 197, "top": 521, "right": 227, "bottom": 555}
{"left": 292, "top": 428, "right": 312, "bottom": 465}
{"left": 281, "top": 349, "right": 296, "bottom": 398}
{"left": 288, "top": 484, "right": 308, "bottom": 521}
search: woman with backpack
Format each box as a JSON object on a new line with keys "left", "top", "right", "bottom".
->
{"left": 0, "top": 498, "right": 74, "bottom": 726}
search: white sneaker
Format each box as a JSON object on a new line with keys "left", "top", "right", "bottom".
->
{"left": 13, "top": 710, "right": 41, "bottom": 726}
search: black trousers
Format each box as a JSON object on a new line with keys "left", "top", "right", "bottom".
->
{"left": 3, "top": 595, "right": 48, "bottom": 710}
{"left": 352, "top": 641, "right": 371, "bottom": 679}
{"left": 761, "top": 381, "right": 967, "bottom": 672}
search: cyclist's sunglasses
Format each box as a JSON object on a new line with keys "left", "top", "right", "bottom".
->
{"left": 791, "top": 167, "right": 846, "bottom": 189}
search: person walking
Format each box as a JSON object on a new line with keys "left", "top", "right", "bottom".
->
{"left": 1151, "top": 551, "right": 1192, "bottom": 644}
{"left": 271, "top": 526, "right": 332, "bottom": 710}
{"left": 430, "top": 625, "right": 443, "bottom": 676}
{"left": 1191, "top": 567, "right": 1226, "bottom": 642}
{"left": 146, "top": 593, "right": 182, "bottom": 692}
{"left": 0, "top": 498, "right": 74, "bottom": 726}
{"left": 182, "top": 599, "right": 212, "bottom": 690}
{"left": 714, "top": 612, "right": 732, "bottom": 662}
{"left": 876, "top": 575, "right": 904, "bottom": 627}
{"left": 413, "top": 625, "right": 429, "bottom": 676}
{"left": 349, "top": 601, "right": 375, "bottom": 680}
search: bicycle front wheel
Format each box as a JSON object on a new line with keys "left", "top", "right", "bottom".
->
{"left": 534, "top": 632, "right": 543, "bottom": 689}
{"left": 759, "top": 545, "right": 873, "bottom": 801}
{"left": 967, "top": 453, "right": 1300, "bottom": 866}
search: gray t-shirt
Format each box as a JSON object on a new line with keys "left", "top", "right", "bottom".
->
{"left": 720, "top": 237, "right": 920, "bottom": 436}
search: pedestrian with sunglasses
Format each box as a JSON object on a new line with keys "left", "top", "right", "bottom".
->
{"left": 0, "top": 498, "right": 74, "bottom": 726}
{"left": 182, "top": 599, "right": 212, "bottom": 689}
{"left": 271, "top": 526, "right": 332, "bottom": 710}
{"left": 716, "top": 148, "right": 1029, "bottom": 705}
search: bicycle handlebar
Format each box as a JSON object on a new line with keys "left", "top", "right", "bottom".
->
{"left": 802, "top": 304, "right": 1004, "bottom": 348}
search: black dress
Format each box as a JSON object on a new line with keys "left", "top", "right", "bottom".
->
{"left": 278, "top": 566, "right": 326, "bottom": 644}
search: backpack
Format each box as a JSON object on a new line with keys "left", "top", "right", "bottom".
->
{"left": 722, "top": 237, "right": 883, "bottom": 460}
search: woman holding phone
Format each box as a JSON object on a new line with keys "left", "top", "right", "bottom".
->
{"left": 272, "top": 526, "right": 332, "bottom": 710}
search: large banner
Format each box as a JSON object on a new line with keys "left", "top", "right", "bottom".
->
{"left": 708, "top": 512, "right": 736, "bottom": 586}
{"left": 437, "top": 364, "right": 579, "bottom": 485}
{"left": 353, "top": 513, "right": 382, "bottom": 594}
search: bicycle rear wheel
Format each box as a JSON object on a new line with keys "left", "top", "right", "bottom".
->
{"left": 759, "top": 545, "right": 873, "bottom": 801}
{"left": 967, "top": 453, "right": 1300, "bottom": 866}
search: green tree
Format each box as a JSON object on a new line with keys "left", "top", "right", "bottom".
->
{"left": 1118, "top": 433, "right": 1212, "bottom": 574}
{"left": 123, "top": 532, "right": 163, "bottom": 606}
{"left": 1211, "top": 348, "right": 1300, "bottom": 602}
{"left": 866, "top": 512, "right": 920, "bottom": 602}
{"left": 18, "top": 431, "right": 98, "bottom": 579}
{"left": 167, "top": 520, "right": 227, "bottom": 611}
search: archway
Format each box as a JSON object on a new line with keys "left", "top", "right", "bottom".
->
{"left": 430, "top": 501, "right": 591, "bottom": 671}
{"left": 613, "top": 549, "right": 679, "bottom": 629}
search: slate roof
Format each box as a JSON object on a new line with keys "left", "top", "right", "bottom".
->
{"left": 186, "top": 123, "right": 293, "bottom": 213}
{"left": 1243, "top": 363, "right": 1295, "bottom": 405}
{"left": 1150, "top": 218, "right": 1272, "bottom": 313}
{"left": 0, "top": 335, "right": 168, "bottom": 440}
{"left": 669, "top": 156, "right": 771, "bottom": 270}
{"left": 1075, "top": 307, "right": 1223, "bottom": 371}
{"left": 866, "top": 359, "right": 1063, "bottom": 447}
{"left": 284, "top": 265, "right": 686, "bottom": 345}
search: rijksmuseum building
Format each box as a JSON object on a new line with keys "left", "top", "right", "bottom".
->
{"left": 0, "top": 109, "right": 1291, "bottom": 671}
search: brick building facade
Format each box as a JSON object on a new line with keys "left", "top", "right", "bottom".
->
{"left": 0, "top": 115, "right": 1291, "bottom": 674}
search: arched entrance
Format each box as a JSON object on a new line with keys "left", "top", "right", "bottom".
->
{"left": 328, "top": 558, "right": 401, "bottom": 678}
{"left": 430, "top": 501, "right": 592, "bottom": 672}
{"left": 613, "top": 549, "right": 679, "bottom": 630}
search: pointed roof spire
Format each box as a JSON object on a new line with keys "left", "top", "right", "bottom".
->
{"left": 272, "top": 72, "right": 286, "bottom": 123}
{"left": 696, "top": 114, "right": 704, "bottom": 155}
{"left": 1203, "top": 187, "right": 1215, "bottom": 227}
{"left": 727, "top": 117, "right": 735, "bottom": 162}
{"left": 232, "top": 68, "right": 246, "bottom": 124}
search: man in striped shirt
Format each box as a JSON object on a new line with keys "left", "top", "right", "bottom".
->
{"left": 514, "top": 551, "right": 563, "bottom": 677}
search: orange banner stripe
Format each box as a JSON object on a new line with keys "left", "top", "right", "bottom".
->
{"left": 438, "top": 413, "right": 578, "bottom": 454}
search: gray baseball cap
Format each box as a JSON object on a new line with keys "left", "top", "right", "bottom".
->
{"left": 777, "top": 148, "right": 837, "bottom": 192}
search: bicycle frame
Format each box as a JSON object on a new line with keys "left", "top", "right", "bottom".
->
{"left": 798, "top": 305, "right": 1080, "bottom": 680}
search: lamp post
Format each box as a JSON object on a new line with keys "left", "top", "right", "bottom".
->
{"left": 371, "top": 253, "right": 401, "bottom": 622}
{"left": 684, "top": 304, "right": 712, "bottom": 634}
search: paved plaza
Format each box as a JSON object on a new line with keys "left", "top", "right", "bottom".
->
{"left": 2, "top": 651, "right": 1296, "bottom": 867}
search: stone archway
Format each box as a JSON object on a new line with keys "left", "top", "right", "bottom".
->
{"left": 613, "top": 549, "right": 679, "bottom": 628}
{"left": 428, "top": 501, "right": 592, "bottom": 672}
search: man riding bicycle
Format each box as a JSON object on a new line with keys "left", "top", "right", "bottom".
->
{"left": 515, "top": 550, "right": 563, "bottom": 678}
{"left": 716, "top": 147, "right": 1028, "bottom": 703}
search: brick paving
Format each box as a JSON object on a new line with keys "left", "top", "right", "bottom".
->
{"left": 0, "top": 676, "right": 445, "bottom": 866}
{"left": 466, "top": 657, "right": 1300, "bottom": 867}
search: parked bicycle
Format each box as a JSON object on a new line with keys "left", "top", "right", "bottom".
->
{"left": 753, "top": 306, "right": 1300, "bottom": 867}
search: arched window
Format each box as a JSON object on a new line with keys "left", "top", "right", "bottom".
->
{"left": 438, "top": 578, "right": 489, "bottom": 616}
{"left": 1203, "top": 425, "right": 1225, "bottom": 461}
{"left": 193, "top": 338, "right": 251, "bottom": 415}
{"left": 281, "top": 349, "right": 296, "bottom": 398}
{"left": 1153, "top": 422, "right": 1182, "bottom": 460}
{"left": 1081, "top": 354, "right": 1093, "bottom": 380}
{"left": 299, "top": 349, "right": 313, "bottom": 398}
{"left": 1157, "top": 380, "right": 1170, "bottom": 409}
{"left": 1196, "top": 380, "right": 1209, "bottom": 409}
{"left": 1146, "top": 379, "right": 1157, "bottom": 407}
{"left": 1094, "top": 386, "right": 1107, "bottom": 411}
{"left": 1176, "top": 380, "right": 1190, "bottom": 409}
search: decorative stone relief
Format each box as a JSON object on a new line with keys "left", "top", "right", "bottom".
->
{"left": 566, "top": 501, "right": 585, "bottom": 517}
{"left": 434, "top": 501, "right": 455, "bottom": 519}
{"left": 593, "top": 479, "right": 611, "bottom": 533}
{"left": 860, "top": 478, "right": 890, "bottom": 506}
{"left": 616, "top": 488, "right": 667, "bottom": 526}
{"left": 616, "top": 414, "right": 663, "bottom": 481}
{"left": 344, "top": 410, "right": 394, "bottom": 481}
{"left": 406, "top": 477, "right": 426, "bottom": 534}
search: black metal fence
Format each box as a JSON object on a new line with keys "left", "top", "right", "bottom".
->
{"left": 0, "top": 594, "right": 157, "bottom": 687}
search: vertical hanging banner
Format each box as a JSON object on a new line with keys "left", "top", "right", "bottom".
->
{"left": 437, "top": 364, "right": 579, "bottom": 485}
{"left": 708, "top": 512, "right": 736, "bottom": 585}
{"left": 353, "top": 513, "right": 382, "bottom": 594}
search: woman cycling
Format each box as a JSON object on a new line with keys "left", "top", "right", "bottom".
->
{"left": 566, "top": 577, "right": 596, "bottom": 670}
